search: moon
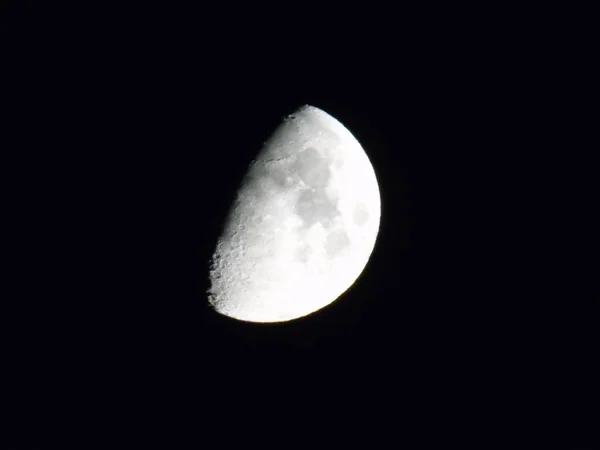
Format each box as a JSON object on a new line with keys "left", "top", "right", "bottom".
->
{"left": 207, "top": 105, "right": 381, "bottom": 323}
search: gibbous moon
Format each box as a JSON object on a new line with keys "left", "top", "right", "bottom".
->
{"left": 208, "top": 105, "right": 381, "bottom": 323}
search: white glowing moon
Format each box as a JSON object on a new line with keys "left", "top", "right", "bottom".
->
{"left": 208, "top": 105, "right": 380, "bottom": 323}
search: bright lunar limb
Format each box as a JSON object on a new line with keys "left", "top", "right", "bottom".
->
{"left": 208, "top": 105, "right": 381, "bottom": 323}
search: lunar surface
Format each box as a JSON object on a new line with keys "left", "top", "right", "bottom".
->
{"left": 208, "top": 105, "right": 380, "bottom": 323}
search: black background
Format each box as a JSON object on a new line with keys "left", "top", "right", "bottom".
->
{"left": 2, "top": 2, "right": 597, "bottom": 447}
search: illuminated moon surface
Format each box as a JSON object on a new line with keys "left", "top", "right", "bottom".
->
{"left": 208, "top": 105, "right": 381, "bottom": 323}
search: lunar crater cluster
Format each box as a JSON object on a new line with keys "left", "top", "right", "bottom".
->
{"left": 208, "top": 105, "right": 380, "bottom": 323}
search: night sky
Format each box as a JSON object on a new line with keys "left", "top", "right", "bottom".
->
{"left": 3, "top": 2, "right": 595, "bottom": 447}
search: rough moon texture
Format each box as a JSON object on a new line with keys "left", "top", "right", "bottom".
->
{"left": 208, "top": 105, "right": 381, "bottom": 323}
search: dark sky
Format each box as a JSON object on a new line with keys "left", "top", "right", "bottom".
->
{"left": 3, "top": 2, "right": 596, "bottom": 447}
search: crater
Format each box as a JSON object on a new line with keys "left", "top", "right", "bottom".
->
{"left": 265, "top": 162, "right": 294, "bottom": 188}
{"left": 294, "top": 244, "right": 312, "bottom": 264}
{"left": 325, "top": 229, "right": 351, "bottom": 258}
{"left": 292, "top": 147, "right": 331, "bottom": 188}
{"left": 294, "top": 188, "right": 339, "bottom": 227}
{"left": 352, "top": 202, "right": 370, "bottom": 226}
